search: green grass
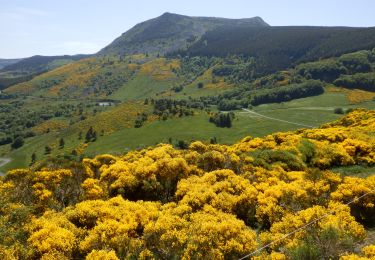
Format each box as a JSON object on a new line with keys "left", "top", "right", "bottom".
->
{"left": 254, "top": 90, "right": 375, "bottom": 111}
{"left": 1, "top": 110, "right": 302, "bottom": 171}
{"left": 255, "top": 91, "right": 350, "bottom": 110}
{"left": 109, "top": 66, "right": 230, "bottom": 101}
{"left": 331, "top": 165, "right": 375, "bottom": 178}
{"left": 1, "top": 91, "right": 374, "bottom": 172}
{"left": 0, "top": 130, "right": 84, "bottom": 172}
{"left": 173, "top": 84, "right": 230, "bottom": 99}
{"left": 110, "top": 75, "right": 181, "bottom": 101}
{"left": 83, "top": 105, "right": 343, "bottom": 156}
{"left": 85, "top": 91, "right": 375, "bottom": 156}
{"left": 252, "top": 92, "right": 375, "bottom": 126}
{"left": 3, "top": 112, "right": 369, "bottom": 170}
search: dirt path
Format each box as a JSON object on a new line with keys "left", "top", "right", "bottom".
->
{"left": 0, "top": 158, "right": 11, "bottom": 176}
{"left": 255, "top": 106, "right": 335, "bottom": 111}
{"left": 241, "top": 108, "right": 315, "bottom": 128}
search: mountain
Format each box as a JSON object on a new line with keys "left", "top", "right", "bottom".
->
{"left": 178, "top": 25, "right": 375, "bottom": 74}
{"left": 97, "top": 12, "right": 375, "bottom": 75}
{"left": 98, "top": 12, "right": 269, "bottom": 56}
{"left": 0, "top": 58, "right": 22, "bottom": 69}
{"left": 4, "top": 13, "right": 375, "bottom": 96}
{"left": 0, "top": 54, "right": 90, "bottom": 89}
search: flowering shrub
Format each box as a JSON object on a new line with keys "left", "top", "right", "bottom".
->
{"left": 0, "top": 109, "right": 375, "bottom": 259}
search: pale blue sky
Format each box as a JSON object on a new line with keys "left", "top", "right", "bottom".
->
{"left": 1, "top": 0, "right": 374, "bottom": 58}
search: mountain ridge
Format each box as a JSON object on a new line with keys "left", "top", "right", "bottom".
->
{"left": 97, "top": 12, "right": 269, "bottom": 56}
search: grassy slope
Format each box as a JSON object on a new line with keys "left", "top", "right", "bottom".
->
{"left": 2, "top": 53, "right": 375, "bottom": 172}
{"left": 2, "top": 89, "right": 375, "bottom": 171}
{"left": 0, "top": 101, "right": 153, "bottom": 171}
{"left": 110, "top": 75, "right": 178, "bottom": 100}
{"left": 5, "top": 56, "right": 186, "bottom": 101}
{"left": 0, "top": 56, "right": 219, "bottom": 170}
{"left": 83, "top": 90, "right": 375, "bottom": 155}
{"left": 83, "top": 111, "right": 310, "bottom": 156}
{"left": 172, "top": 68, "right": 233, "bottom": 99}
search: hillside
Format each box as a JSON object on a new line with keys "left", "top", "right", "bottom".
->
{"left": 0, "top": 109, "right": 374, "bottom": 259}
{"left": 98, "top": 12, "right": 269, "bottom": 56}
{"left": 0, "top": 54, "right": 90, "bottom": 90}
{"left": 201, "top": 49, "right": 375, "bottom": 110}
{"left": 0, "top": 58, "right": 22, "bottom": 69}
{"left": 1, "top": 54, "right": 90, "bottom": 74}
{"left": 1, "top": 48, "right": 375, "bottom": 172}
{"left": 178, "top": 26, "right": 375, "bottom": 74}
{"left": 3, "top": 55, "right": 226, "bottom": 98}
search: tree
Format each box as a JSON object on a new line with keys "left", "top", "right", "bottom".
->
{"left": 210, "top": 136, "right": 217, "bottom": 144}
{"left": 85, "top": 127, "right": 97, "bottom": 143}
{"left": 172, "top": 86, "right": 183, "bottom": 92}
{"left": 134, "top": 113, "right": 148, "bottom": 128}
{"left": 197, "top": 82, "right": 204, "bottom": 89}
{"left": 30, "top": 153, "right": 37, "bottom": 166}
{"left": 251, "top": 80, "right": 324, "bottom": 106}
{"left": 176, "top": 140, "right": 189, "bottom": 149}
{"left": 0, "top": 137, "right": 12, "bottom": 146}
{"left": 134, "top": 120, "right": 143, "bottom": 128}
{"left": 44, "top": 145, "right": 52, "bottom": 155}
{"left": 92, "top": 131, "right": 97, "bottom": 142}
{"left": 225, "top": 113, "right": 232, "bottom": 128}
{"left": 334, "top": 108, "right": 344, "bottom": 114}
{"left": 59, "top": 138, "right": 65, "bottom": 149}
{"left": 11, "top": 136, "right": 24, "bottom": 149}
{"left": 333, "top": 72, "right": 375, "bottom": 91}
{"left": 161, "top": 112, "right": 169, "bottom": 121}
{"left": 209, "top": 112, "right": 234, "bottom": 128}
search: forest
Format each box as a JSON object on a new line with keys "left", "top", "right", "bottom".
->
{"left": 197, "top": 49, "right": 375, "bottom": 110}
{"left": 176, "top": 26, "right": 375, "bottom": 75}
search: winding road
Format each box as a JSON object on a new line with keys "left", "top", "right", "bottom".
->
{"left": 241, "top": 108, "right": 315, "bottom": 128}
{"left": 0, "top": 158, "right": 11, "bottom": 176}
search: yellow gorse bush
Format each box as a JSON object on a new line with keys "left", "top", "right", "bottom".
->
{"left": 0, "top": 109, "right": 375, "bottom": 259}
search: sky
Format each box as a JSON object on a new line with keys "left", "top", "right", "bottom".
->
{"left": 1, "top": 0, "right": 375, "bottom": 58}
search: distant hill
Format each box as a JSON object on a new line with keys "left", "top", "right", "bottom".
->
{"left": 98, "top": 12, "right": 269, "bottom": 56}
{"left": 178, "top": 26, "right": 375, "bottom": 74}
{"left": 0, "top": 58, "right": 22, "bottom": 69}
{"left": 0, "top": 54, "right": 90, "bottom": 89}
{"left": 1, "top": 54, "right": 90, "bottom": 74}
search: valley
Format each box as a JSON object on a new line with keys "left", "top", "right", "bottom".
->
{"left": 1, "top": 45, "right": 374, "bottom": 171}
